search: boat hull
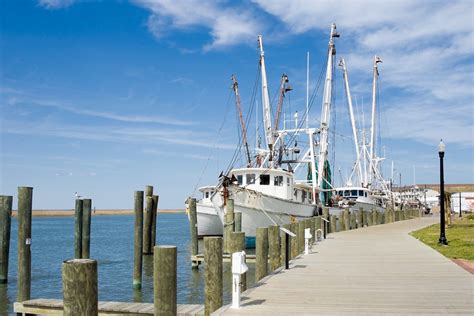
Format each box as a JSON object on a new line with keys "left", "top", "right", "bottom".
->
{"left": 196, "top": 202, "right": 223, "bottom": 237}
{"left": 212, "top": 185, "right": 317, "bottom": 239}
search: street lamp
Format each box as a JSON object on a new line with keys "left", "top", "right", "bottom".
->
{"left": 438, "top": 139, "right": 448, "bottom": 245}
{"left": 459, "top": 191, "right": 462, "bottom": 217}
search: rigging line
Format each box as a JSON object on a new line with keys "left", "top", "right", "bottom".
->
{"left": 283, "top": 56, "right": 327, "bottom": 150}
{"left": 191, "top": 88, "right": 234, "bottom": 197}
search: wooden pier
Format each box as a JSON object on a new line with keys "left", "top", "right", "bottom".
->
{"left": 14, "top": 299, "right": 204, "bottom": 315}
{"left": 215, "top": 217, "right": 474, "bottom": 315}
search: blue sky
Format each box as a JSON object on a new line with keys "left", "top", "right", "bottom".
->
{"left": 1, "top": 0, "right": 473, "bottom": 209}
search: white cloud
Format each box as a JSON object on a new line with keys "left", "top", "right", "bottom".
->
{"left": 133, "top": 0, "right": 262, "bottom": 51}
{"left": 38, "top": 0, "right": 75, "bottom": 9}
{"left": 253, "top": 0, "right": 473, "bottom": 147}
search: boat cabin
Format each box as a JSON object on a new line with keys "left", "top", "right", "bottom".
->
{"left": 334, "top": 187, "right": 371, "bottom": 200}
{"left": 199, "top": 186, "right": 216, "bottom": 201}
{"left": 230, "top": 168, "right": 315, "bottom": 204}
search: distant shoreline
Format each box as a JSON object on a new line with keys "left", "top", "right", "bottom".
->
{"left": 11, "top": 209, "right": 185, "bottom": 217}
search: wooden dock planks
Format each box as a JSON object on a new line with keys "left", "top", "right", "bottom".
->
{"left": 14, "top": 299, "right": 204, "bottom": 315}
{"left": 216, "top": 217, "right": 474, "bottom": 315}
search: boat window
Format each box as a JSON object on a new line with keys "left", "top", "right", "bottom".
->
{"left": 237, "top": 175, "right": 243, "bottom": 185}
{"left": 351, "top": 190, "right": 357, "bottom": 196}
{"left": 260, "top": 174, "right": 270, "bottom": 185}
{"left": 294, "top": 189, "right": 298, "bottom": 199}
{"left": 205, "top": 192, "right": 209, "bottom": 198}
{"left": 247, "top": 174, "right": 255, "bottom": 184}
{"left": 344, "top": 190, "right": 350, "bottom": 197}
{"left": 364, "top": 192, "right": 368, "bottom": 197}
{"left": 337, "top": 191, "right": 342, "bottom": 196}
{"left": 358, "top": 190, "right": 363, "bottom": 196}
{"left": 302, "top": 190, "right": 307, "bottom": 202}
{"left": 274, "top": 175, "right": 283, "bottom": 186}
{"left": 287, "top": 177, "right": 290, "bottom": 186}
{"left": 308, "top": 191, "right": 312, "bottom": 201}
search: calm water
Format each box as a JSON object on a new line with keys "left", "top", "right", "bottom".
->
{"left": 0, "top": 214, "right": 255, "bottom": 315}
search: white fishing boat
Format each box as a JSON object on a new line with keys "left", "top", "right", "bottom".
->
{"left": 196, "top": 186, "right": 222, "bottom": 237}
{"left": 329, "top": 56, "right": 393, "bottom": 215}
{"left": 206, "top": 24, "right": 342, "bottom": 244}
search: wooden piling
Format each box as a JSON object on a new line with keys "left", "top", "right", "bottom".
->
{"left": 188, "top": 198, "right": 199, "bottom": 262}
{"left": 297, "top": 221, "right": 305, "bottom": 254}
{"left": 204, "top": 237, "right": 222, "bottom": 316}
{"left": 268, "top": 225, "right": 280, "bottom": 272}
{"left": 372, "top": 210, "right": 378, "bottom": 225}
{"left": 143, "top": 196, "right": 154, "bottom": 255}
{"left": 367, "top": 210, "right": 373, "bottom": 226}
{"left": 229, "top": 232, "right": 246, "bottom": 291}
{"left": 357, "top": 208, "right": 363, "bottom": 228}
{"left": 0, "top": 196, "right": 12, "bottom": 283}
{"left": 310, "top": 217, "right": 316, "bottom": 244}
{"left": 290, "top": 223, "right": 298, "bottom": 259}
{"left": 152, "top": 195, "right": 159, "bottom": 248}
{"left": 344, "top": 210, "right": 350, "bottom": 231}
{"left": 223, "top": 199, "right": 235, "bottom": 253}
{"left": 133, "top": 191, "right": 144, "bottom": 289}
{"left": 154, "top": 245, "right": 177, "bottom": 316}
{"left": 74, "top": 199, "right": 83, "bottom": 259}
{"left": 350, "top": 212, "right": 356, "bottom": 230}
{"left": 255, "top": 227, "right": 268, "bottom": 282}
{"left": 330, "top": 215, "right": 337, "bottom": 233}
{"left": 17, "top": 186, "right": 32, "bottom": 302}
{"left": 315, "top": 216, "right": 322, "bottom": 239}
{"left": 234, "top": 212, "right": 242, "bottom": 232}
{"left": 81, "top": 199, "right": 92, "bottom": 259}
{"left": 280, "top": 224, "right": 289, "bottom": 266}
{"left": 62, "top": 259, "right": 98, "bottom": 316}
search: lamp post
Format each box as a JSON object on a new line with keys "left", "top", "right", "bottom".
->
{"left": 438, "top": 140, "right": 448, "bottom": 245}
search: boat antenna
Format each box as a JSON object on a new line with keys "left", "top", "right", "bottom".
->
{"left": 369, "top": 55, "right": 382, "bottom": 188}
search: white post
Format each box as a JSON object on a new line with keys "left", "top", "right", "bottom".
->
{"left": 304, "top": 228, "right": 312, "bottom": 255}
{"left": 231, "top": 251, "right": 248, "bottom": 309}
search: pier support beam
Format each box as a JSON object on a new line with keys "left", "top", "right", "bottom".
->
{"left": 151, "top": 195, "right": 159, "bottom": 249}
{"left": 223, "top": 199, "right": 235, "bottom": 253}
{"left": 62, "top": 259, "right": 98, "bottom": 316}
{"left": 204, "top": 237, "right": 222, "bottom": 316}
{"left": 133, "top": 191, "right": 144, "bottom": 289}
{"left": 234, "top": 212, "right": 242, "bottom": 232}
{"left": 81, "top": 199, "right": 92, "bottom": 259}
{"left": 297, "top": 221, "right": 305, "bottom": 254}
{"left": 143, "top": 194, "right": 154, "bottom": 255}
{"left": 74, "top": 199, "right": 83, "bottom": 259}
{"left": 154, "top": 245, "right": 177, "bottom": 316}
{"left": 0, "top": 196, "right": 12, "bottom": 283}
{"left": 17, "top": 187, "right": 32, "bottom": 302}
{"left": 255, "top": 227, "right": 268, "bottom": 281}
{"left": 268, "top": 225, "right": 280, "bottom": 272}
{"left": 188, "top": 198, "right": 198, "bottom": 268}
{"left": 330, "top": 215, "right": 337, "bottom": 233}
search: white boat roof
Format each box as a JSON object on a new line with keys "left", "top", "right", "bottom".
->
{"left": 334, "top": 186, "right": 371, "bottom": 192}
{"left": 198, "top": 186, "right": 216, "bottom": 192}
{"left": 231, "top": 167, "right": 293, "bottom": 177}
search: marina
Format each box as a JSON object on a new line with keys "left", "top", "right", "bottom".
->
{"left": 1, "top": 1, "right": 473, "bottom": 315}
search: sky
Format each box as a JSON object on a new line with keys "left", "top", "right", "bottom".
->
{"left": 1, "top": 0, "right": 473, "bottom": 209}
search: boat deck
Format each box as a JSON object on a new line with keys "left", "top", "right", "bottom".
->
{"left": 215, "top": 216, "right": 473, "bottom": 315}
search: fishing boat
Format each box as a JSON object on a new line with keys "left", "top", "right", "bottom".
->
{"left": 204, "top": 24, "right": 342, "bottom": 244}
{"left": 329, "top": 56, "right": 392, "bottom": 216}
{"left": 195, "top": 186, "right": 222, "bottom": 237}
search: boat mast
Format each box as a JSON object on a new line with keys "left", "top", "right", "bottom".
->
{"left": 231, "top": 74, "right": 252, "bottom": 167}
{"left": 317, "top": 23, "right": 339, "bottom": 191}
{"left": 339, "top": 58, "right": 363, "bottom": 186}
{"left": 273, "top": 74, "right": 291, "bottom": 130}
{"left": 369, "top": 55, "right": 382, "bottom": 187}
{"left": 257, "top": 35, "right": 274, "bottom": 158}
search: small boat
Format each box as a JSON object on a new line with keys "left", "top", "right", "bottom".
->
{"left": 195, "top": 186, "right": 222, "bottom": 237}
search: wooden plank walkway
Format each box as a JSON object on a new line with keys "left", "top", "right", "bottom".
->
{"left": 215, "top": 217, "right": 473, "bottom": 315}
{"left": 14, "top": 299, "right": 204, "bottom": 315}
